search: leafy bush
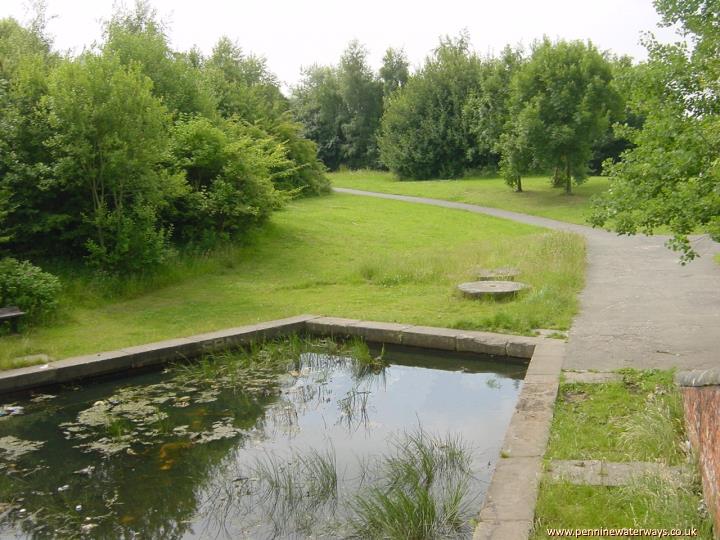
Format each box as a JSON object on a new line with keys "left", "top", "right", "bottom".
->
{"left": 85, "top": 205, "right": 174, "bottom": 273}
{"left": 0, "top": 257, "right": 61, "bottom": 317}
{"left": 0, "top": 5, "right": 330, "bottom": 275}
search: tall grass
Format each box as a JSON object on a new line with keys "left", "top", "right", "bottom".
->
{"left": 619, "top": 468, "right": 713, "bottom": 537}
{"left": 617, "top": 386, "right": 686, "bottom": 464}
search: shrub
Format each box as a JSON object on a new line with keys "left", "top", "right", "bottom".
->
{"left": 0, "top": 257, "right": 61, "bottom": 318}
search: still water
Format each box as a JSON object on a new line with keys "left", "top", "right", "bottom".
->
{"left": 0, "top": 342, "right": 525, "bottom": 539}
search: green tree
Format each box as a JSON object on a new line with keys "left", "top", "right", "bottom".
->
{"left": 590, "top": 0, "right": 720, "bottom": 261}
{"left": 168, "top": 116, "right": 284, "bottom": 245}
{"left": 291, "top": 65, "right": 347, "bottom": 170}
{"left": 44, "top": 52, "right": 183, "bottom": 271}
{"left": 291, "top": 41, "right": 383, "bottom": 170}
{"left": 378, "top": 34, "right": 482, "bottom": 179}
{"left": 379, "top": 47, "right": 409, "bottom": 96}
{"left": 104, "top": 1, "right": 216, "bottom": 118}
{"left": 501, "top": 38, "right": 622, "bottom": 193}
{"left": 204, "top": 37, "right": 329, "bottom": 195}
{"left": 0, "top": 17, "right": 58, "bottom": 255}
{"left": 205, "top": 37, "right": 286, "bottom": 122}
{"left": 337, "top": 41, "right": 383, "bottom": 168}
{"left": 464, "top": 46, "right": 523, "bottom": 172}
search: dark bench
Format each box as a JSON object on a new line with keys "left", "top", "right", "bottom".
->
{"left": 0, "top": 306, "right": 25, "bottom": 333}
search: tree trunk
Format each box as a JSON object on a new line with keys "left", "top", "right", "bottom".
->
{"left": 564, "top": 157, "right": 572, "bottom": 195}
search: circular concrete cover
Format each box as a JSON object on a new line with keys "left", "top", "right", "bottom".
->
{"left": 458, "top": 280, "right": 528, "bottom": 299}
{"left": 476, "top": 267, "right": 521, "bottom": 280}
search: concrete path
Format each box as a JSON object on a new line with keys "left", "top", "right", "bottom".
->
{"left": 547, "top": 459, "right": 692, "bottom": 486}
{"left": 334, "top": 187, "right": 720, "bottom": 371}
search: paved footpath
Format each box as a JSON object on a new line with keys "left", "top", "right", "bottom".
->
{"left": 335, "top": 187, "right": 720, "bottom": 371}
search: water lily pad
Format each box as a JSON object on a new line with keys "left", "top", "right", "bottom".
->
{"left": 78, "top": 436, "right": 133, "bottom": 456}
{"left": 0, "top": 436, "right": 45, "bottom": 460}
{"left": 193, "top": 418, "right": 243, "bottom": 444}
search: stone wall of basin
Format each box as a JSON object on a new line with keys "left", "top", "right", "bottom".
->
{"left": 0, "top": 315, "right": 541, "bottom": 395}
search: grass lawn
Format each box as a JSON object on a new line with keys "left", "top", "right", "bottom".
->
{"left": 0, "top": 192, "right": 585, "bottom": 368}
{"left": 329, "top": 170, "right": 609, "bottom": 226}
{"left": 533, "top": 370, "right": 714, "bottom": 539}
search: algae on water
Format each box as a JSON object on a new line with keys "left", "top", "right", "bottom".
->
{"left": 0, "top": 436, "right": 45, "bottom": 461}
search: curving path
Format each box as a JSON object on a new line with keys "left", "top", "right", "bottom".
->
{"left": 335, "top": 187, "right": 720, "bottom": 371}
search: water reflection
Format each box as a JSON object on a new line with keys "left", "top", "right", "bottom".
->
{"left": 0, "top": 342, "right": 525, "bottom": 539}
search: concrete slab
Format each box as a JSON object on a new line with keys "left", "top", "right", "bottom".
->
{"left": 514, "top": 382, "right": 559, "bottom": 416}
{"left": 524, "top": 341, "right": 565, "bottom": 373}
{"left": 0, "top": 363, "right": 58, "bottom": 393}
{"left": 457, "top": 332, "right": 508, "bottom": 357}
{"left": 0, "top": 315, "right": 320, "bottom": 394}
{"left": 546, "top": 460, "right": 692, "bottom": 487}
{"left": 478, "top": 457, "right": 542, "bottom": 522}
{"left": 506, "top": 337, "right": 538, "bottom": 359}
{"left": 601, "top": 461, "right": 691, "bottom": 487}
{"left": 546, "top": 460, "right": 603, "bottom": 485}
{"left": 563, "top": 371, "right": 622, "bottom": 384}
{"left": 304, "top": 316, "right": 360, "bottom": 337}
{"left": 400, "top": 325, "right": 461, "bottom": 351}
{"left": 51, "top": 351, "right": 138, "bottom": 378}
{"left": 120, "top": 338, "right": 202, "bottom": 368}
{"left": 473, "top": 520, "right": 533, "bottom": 540}
{"left": 349, "top": 321, "right": 410, "bottom": 344}
{"left": 251, "top": 314, "right": 321, "bottom": 338}
{"left": 501, "top": 410, "right": 553, "bottom": 458}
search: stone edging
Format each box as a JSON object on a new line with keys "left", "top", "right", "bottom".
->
{"left": 0, "top": 314, "right": 316, "bottom": 395}
{"left": 676, "top": 368, "right": 720, "bottom": 387}
{"left": 473, "top": 339, "right": 565, "bottom": 540}
{"left": 0, "top": 315, "right": 541, "bottom": 395}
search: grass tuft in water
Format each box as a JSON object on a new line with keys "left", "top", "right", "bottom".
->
{"left": 248, "top": 447, "right": 340, "bottom": 536}
{"left": 349, "top": 429, "right": 474, "bottom": 539}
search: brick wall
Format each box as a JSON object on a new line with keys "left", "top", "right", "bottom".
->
{"left": 681, "top": 384, "right": 720, "bottom": 537}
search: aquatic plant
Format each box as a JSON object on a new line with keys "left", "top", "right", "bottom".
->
{"left": 349, "top": 429, "right": 474, "bottom": 539}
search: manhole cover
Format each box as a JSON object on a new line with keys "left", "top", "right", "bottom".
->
{"left": 458, "top": 280, "right": 528, "bottom": 299}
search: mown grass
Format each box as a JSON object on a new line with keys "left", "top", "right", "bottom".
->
{"left": 329, "top": 169, "right": 609, "bottom": 225}
{"left": 535, "top": 369, "right": 714, "bottom": 538}
{"left": 0, "top": 192, "right": 585, "bottom": 368}
{"left": 547, "top": 370, "right": 685, "bottom": 464}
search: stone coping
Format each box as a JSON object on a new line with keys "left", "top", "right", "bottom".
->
{"left": 0, "top": 314, "right": 317, "bottom": 395}
{"left": 473, "top": 339, "right": 565, "bottom": 540}
{"left": 0, "top": 315, "right": 542, "bottom": 395}
{"left": 676, "top": 368, "right": 720, "bottom": 387}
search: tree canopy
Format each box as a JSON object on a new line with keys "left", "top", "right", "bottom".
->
{"left": 378, "top": 35, "right": 483, "bottom": 179}
{"left": 0, "top": 2, "right": 329, "bottom": 273}
{"left": 590, "top": 0, "right": 720, "bottom": 260}
{"left": 500, "top": 39, "right": 622, "bottom": 193}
